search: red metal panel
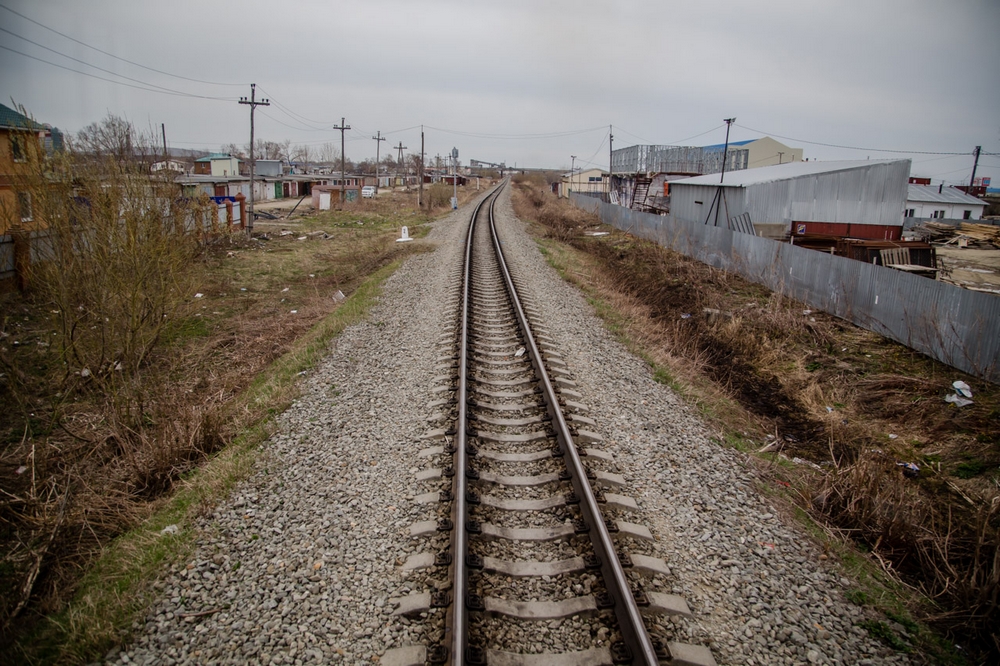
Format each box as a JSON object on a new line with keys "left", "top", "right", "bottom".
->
{"left": 792, "top": 221, "right": 901, "bottom": 240}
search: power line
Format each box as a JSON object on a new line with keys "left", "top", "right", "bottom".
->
{"left": 0, "top": 43, "right": 236, "bottom": 101}
{"left": 424, "top": 125, "right": 606, "bottom": 140}
{"left": 0, "top": 26, "right": 236, "bottom": 99}
{"left": 0, "top": 2, "right": 247, "bottom": 87}
{"left": 735, "top": 122, "right": 971, "bottom": 155}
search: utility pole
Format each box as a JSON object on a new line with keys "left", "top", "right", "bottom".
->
{"left": 451, "top": 146, "right": 459, "bottom": 210}
{"left": 372, "top": 130, "right": 386, "bottom": 194}
{"left": 333, "top": 117, "right": 351, "bottom": 204}
{"left": 608, "top": 125, "right": 613, "bottom": 201}
{"left": 394, "top": 141, "right": 407, "bottom": 167}
{"left": 714, "top": 117, "right": 736, "bottom": 227}
{"left": 419, "top": 126, "right": 425, "bottom": 208}
{"left": 569, "top": 155, "right": 576, "bottom": 197}
{"left": 239, "top": 83, "right": 269, "bottom": 234}
{"left": 161, "top": 123, "right": 167, "bottom": 160}
{"left": 969, "top": 145, "right": 982, "bottom": 190}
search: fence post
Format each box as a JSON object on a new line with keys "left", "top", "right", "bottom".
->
{"left": 234, "top": 193, "right": 246, "bottom": 230}
{"left": 225, "top": 198, "right": 235, "bottom": 231}
{"left": 12, "top": 228, "right": 30, "bottom": 291}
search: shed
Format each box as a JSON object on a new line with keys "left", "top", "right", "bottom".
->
{"left": 668, "top": 159, "right": 911, "bottom": 240}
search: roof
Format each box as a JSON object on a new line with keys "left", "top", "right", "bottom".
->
{"left": 671, "top": 159, "right": 909, "bottom": 188}
{"left": 195, "top": 153, "right": 239, "bottom": 162}
{"left": 907, "top": 184, "right": 985, "bottom": 206}
{"left": 0, "top": 103, "right": 47, "bottom": 131}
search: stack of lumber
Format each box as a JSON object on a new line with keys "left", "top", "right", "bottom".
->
{"left": 915, "top": 221, "right": 1000, "bottom": 248}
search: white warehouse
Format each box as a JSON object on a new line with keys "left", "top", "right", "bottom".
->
{"left": 668, "top": 159, "right": 911, "bottom": 239}
{"left": 905, "top": 185, "right": 986, "bottom": 221}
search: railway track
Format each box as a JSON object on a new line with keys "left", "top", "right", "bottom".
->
{"left": 388, "top": 183, "right": 716, "bottom": 666}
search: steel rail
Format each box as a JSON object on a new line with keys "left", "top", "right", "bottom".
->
{"left": 486, "top": 187, "right": 660, "bottom": 665}
{"left": 448, "top": 185, "right": 502, "bottom": 666}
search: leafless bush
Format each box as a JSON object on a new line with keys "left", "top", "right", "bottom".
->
{"left": 814, "top": 451, "right": 1000, "bottom": 651}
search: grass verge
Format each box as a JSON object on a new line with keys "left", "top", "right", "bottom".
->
{"left": 514, "top": 182, "right": 997, "bottom": 663}
{"left": 10, "top": 259, "right": 400, "bottom": 664}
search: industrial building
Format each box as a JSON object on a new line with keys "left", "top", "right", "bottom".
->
{"left": 668, "top": 159, "right": 911, "bottom": 240}
{"left": 610, "top": 136, "right": 801, "bottom": 212}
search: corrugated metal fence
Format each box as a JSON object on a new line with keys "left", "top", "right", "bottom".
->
{"left": 570, "top": 194, "right": 1000, "bottom": 383}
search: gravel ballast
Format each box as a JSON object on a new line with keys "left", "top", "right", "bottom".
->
{"left": 116, "top": 186, "right": 910, "bottom": 665}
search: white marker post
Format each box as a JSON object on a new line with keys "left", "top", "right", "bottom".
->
{"left": 396, "top": 226, "right": 413, "bottom": 243}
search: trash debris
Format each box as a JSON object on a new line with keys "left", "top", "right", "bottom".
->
{"left": 297, "top": 371, "right": 308, "bottom": 376}
{"left": 792, "top": 457, "right": 822, "bottom": 470}
{"left": 290, "top": 310, "right": 298, "bottom": 314}
{"left": 194, "top": 293, "right": 203, "bottom": 298}
{"left": 332, "top": 290, "right": 346, "bottom": 303}
{"left": 825, "top": 406, "right": 833, "bottom": 413}
{"left": 80, "top": 368, "right": 91, "bottom": 377}
{"left": 944, "top": 393, "right": 973, "bottom": 407}
{"left": 279, "top": 230, "right": 294, "bottom": 236}
{"left": 309, "top": 274, "right": 315, "bottom": 278}
{"left": 240, "top": 287, "right": 247, "bottom": 291}
{"left": 16, "top": 465, "right": 27, "bottom": 475}
{"left": 803, "top": 309, "right": 812, "bottom": 315}
{"left": 514, "top": 347, "right": 526, "bottom": 357}
{"left": 897, "top": 462, "right": 920, "bottom": 478}
{"left": 160, "top": 524, "right": 179, "bottom": 535}
{"left": 952, "top": 380, "right": 973, "bottom": 398}
{"left": 680, "top": 313, "right": 692, "bottom": 319}
{"left": 281, "top": 287, "right": 289, "bottom": 292}
{"left": 297, "top": 236, "right": 307, "bottom": 241}
{"left": 888, "top": 433, "right": 898, "bottom": 440}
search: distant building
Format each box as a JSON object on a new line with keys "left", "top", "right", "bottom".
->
{"left": 611, "top": 136, "right": 802, "bottom": 212}
{"left": 255, "top": 160, "right": 282, "bottom": 178}
{"left": 0, "top": 103, "right": 51, "bottom": 234}
{"left": 194, "top": 153, "right": 241, "bottom": 177}
{"left": 905, "top": 185, "right": 986, "bottom": 221}
{"left": 559, "top": 168, "right": 607, "bottom": 198}
{"left": 668, "top": 159, "right": 911, "bottom": 240}
{"left": 151, "top": 159, "right": 188, "bottom": 174}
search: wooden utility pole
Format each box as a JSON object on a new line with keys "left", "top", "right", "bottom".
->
{"left": 373, "top": 130, "right": 386, "bottom": 193}
{"left": 161, "top": 123, "right": 167, "bottom": 159}
{"left": 969, "top": 146, "right": 982, "bottom": 190}
{"left": 333, "top": 117, "right": 351, "bottom": 203}
{"left": 239, "top": 83, "right": 269, "bottom": 234}
{"left": 419, "top": 126, "right": 424, "bottom": 209}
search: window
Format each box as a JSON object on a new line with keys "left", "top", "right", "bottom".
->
{"left": 963, "top": 210, "right": 972, "bottom": 220}
{"left": 10, "top": 134, "right": 25, "bottom": 162}
{"left": 588, "top": 176, "right": 601, "bottom": 182}
{"left": 904, "top": 209, "right": 915, "bottom": 217}
{"left": 17, "top": 192, "right": 32, "bottom": 221}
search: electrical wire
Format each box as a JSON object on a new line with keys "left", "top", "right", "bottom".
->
{"left": 0, "top": 43, "right": 237, "bottom": 101}
{"left": 0, "top": 26, "right": 237, "bottom": 99}
{"left": 0, "top": 2, "right": 247, "bottom": 87}
{"left": 735, "top": 123, "right": 971, "bottom": 155}
{"left": 424, "top": 125, "right": 606, "bottom": 140}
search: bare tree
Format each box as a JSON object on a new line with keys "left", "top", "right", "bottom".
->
{"left": 318, "top": 141, "right": 339, "bottom": 164}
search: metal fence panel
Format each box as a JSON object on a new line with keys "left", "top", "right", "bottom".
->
{"left": 570, "top": 194, "right": 1000, "bottom": 382}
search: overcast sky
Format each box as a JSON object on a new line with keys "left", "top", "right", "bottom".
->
{"left": 3, "top": 0, "right": 999, "bottom": 186}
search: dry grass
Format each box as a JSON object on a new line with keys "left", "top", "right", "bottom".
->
{"left": 0, "top": 192, "right": 433, "bottom": 658}
{"left": 514, "top": 182, "right": 1000, "bottom": 661}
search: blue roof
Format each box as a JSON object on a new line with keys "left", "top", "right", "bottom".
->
{"left": 700, "top": 139, "right": 755, "bottom": 152}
